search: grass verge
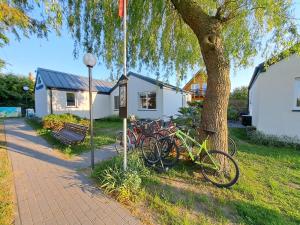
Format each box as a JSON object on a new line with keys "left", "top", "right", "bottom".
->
{"left": 92, "top": 128, "right": 300, "bottom": 225}
{"left": 0, "top": 119, "right": 14, "bottom": 225}
{"left": 26, "top": 117, "right": 122, "bottom": 156}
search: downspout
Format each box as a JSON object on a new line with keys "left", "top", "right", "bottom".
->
{"left": 49, "top": 89, "right": 53, "bottom": 114}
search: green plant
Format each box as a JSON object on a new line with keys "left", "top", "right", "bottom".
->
{"left": 0, "top": 119, "right": 14, "bottom": 225}
{"left": 96, "top": 116, "right": 122, "bottom": 123}
{"left": 246, "top": 127, "right": 300, "bottom": 150}
{"left": 228, "top": 105, "right": 240, "bottom": 121}
{"left": 177, "top": 101, "right": 202, "bottom": 128}
{"left": 92, "top": 152, "right": 150, "bottom": 203}
{"left": 42, "top": 114, "right": 89, "bottom": 131}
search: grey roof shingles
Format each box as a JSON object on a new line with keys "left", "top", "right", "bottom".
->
{"left": 37, "top": 68, "right": 115, "bottom": 93}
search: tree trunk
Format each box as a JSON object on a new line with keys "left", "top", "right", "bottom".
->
{"left": 171, "top": 0, "right": 231, "bottom": 151}
{"left": 199, "top": 35, "right": 230, "bottom": 151}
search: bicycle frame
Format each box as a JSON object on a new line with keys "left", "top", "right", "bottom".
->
{"left": 170, "top": 129, "right": 220, "bottom": 170}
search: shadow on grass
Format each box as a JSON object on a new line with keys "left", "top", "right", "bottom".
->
{"left": 143, "top": 174, "right": 300, "bottom": 225}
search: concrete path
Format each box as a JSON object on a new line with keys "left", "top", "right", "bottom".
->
{"left": 4, "top": 119, "right": 141, "bottom": 225}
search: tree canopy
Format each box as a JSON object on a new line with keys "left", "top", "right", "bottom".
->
{"left": 230, "top": 86, "right": 248, "bottom": 101}
{"left": 64, "top": 0, "right": 300, "bottom": 80}
{"left": 0, "top": 73, "right": 34, "bottom": 109}
{"left": 0, "top": 0, "right": 63, "bottom": 69}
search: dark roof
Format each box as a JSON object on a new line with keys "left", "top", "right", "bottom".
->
{"left": 249, "top": 44, "right": 300, "bottom": 90}
{"left": 36, "top": 68, "right": 114, "bottom": 93}
{"left": 110, "top": 72, "right": 187, "bottom": 93}
{"left": 248, "top": 63, "right": 266, "bottom": 90}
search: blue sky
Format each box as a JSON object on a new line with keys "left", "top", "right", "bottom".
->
{"left": 1, "top": 2, "right": 300, "bottom": 90}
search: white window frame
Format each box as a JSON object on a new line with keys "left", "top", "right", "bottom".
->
{"left": 114, "top": 95, "right": 120, "bottom": 110}
{"left": 66, "top": 92, "right": 77, "bottom": 107}
{"left": 138, "top": 92, "right": 157, "bottom": 110}
{"left": 293, "top": 78, "right": 300, "bottom": 111}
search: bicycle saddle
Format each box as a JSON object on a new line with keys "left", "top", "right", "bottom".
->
{"left": 203, "top": 129, "right": 217, "bottom": 134}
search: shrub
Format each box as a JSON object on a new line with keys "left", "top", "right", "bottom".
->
{"left": 177, "top": 101, "right": 202, "bottom": 128}
{"left": 228, "top": 105, "right": 240, "bottom": 121}
{"left": 246, "top": 127, "right": 300, "bottom": 150}
{"left": 42, "top": 114, "right": 89, "bottom": 131}
{"left": 92, "top": 152, "right": 150, "bottom": 203}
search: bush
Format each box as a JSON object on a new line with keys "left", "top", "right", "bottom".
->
{"left": 246, "top": 127, "right": 300, "bottom": 150}
{"left": 92, "top": 152, "right": 150, "bottom": 203}
{"left": 42, "top": 114, "right": 89, "bottom": 131}
{"left": 228, "top": 105, "right": 240, "bottom": 121}
{"left": 177, "top": 101, "right": 202, "bottom": 128}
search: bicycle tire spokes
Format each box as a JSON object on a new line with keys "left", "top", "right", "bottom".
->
{"left": 200, "top": 150, "right": 239, "bottom": 188}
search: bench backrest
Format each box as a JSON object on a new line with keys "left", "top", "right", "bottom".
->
{"left": 64, "top": 123, "right": 89, "bottom": 136}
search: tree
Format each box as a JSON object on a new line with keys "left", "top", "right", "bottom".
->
{"left": 33, "top": 1, "right": 300, "bottom": 150}
{"left": 0, "top": 73, "right": 34, "bottom": 109}
{"left": 230, "top": 86, "right": 248, "bottom": 101}
{"left": 0, "top": 0, "right": 63, "bottom": 69}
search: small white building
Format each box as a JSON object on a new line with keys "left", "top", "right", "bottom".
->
{"left": 248, "top": 54, "right": 300, "bottom": 138}
{"left": 34, "top": 68, "right": 191, "bottom": 119}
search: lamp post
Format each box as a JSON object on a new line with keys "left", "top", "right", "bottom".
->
{"left": 23, "top": 86, "right": 29, "bottom": 114}
{"left": 83, "top": 52, "right": 97, "bottom": 170}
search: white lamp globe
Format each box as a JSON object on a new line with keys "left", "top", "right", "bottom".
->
{"left": 23, "top": 86, "right": 29, "bottom": 91}
{"left": 83, "top": 53, "right": 97, "bottom": 67}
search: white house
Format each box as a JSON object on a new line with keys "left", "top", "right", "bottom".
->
{"left": 248, "top": 54, "right": 300, "bottom": 138}
{"left": 34, "top": 68, "right": 191, "bottom": 119}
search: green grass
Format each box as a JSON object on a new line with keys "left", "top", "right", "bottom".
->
{"left": 0, "top": 119, "right": 14, "bottom": 225}
{"left": 26, "top": 117, "right": 122, "bottom": 156}
{"left": 93, "top": 127, "right": 300, "bottom": 225}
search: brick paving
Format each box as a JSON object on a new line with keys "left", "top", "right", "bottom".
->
{"left": 4, "top": 119, "right": 141, "bottom": 225}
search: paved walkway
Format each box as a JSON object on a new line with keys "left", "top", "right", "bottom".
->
{"left": 5, "top": 119, "right": 141, "bottom": 225}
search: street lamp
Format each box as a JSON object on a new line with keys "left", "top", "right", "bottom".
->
{"left": 23, "top": 85, "right": 29, "bottom": 107}
{"left": 83, "top": 52, "right": 97, "bottom": 170}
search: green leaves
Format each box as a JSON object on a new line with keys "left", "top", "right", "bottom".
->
{"left": 64, "top": 0, "right": 299, "bottom": 80}
{"left": 0, "top": 73, "right": 34, "bottom": 108}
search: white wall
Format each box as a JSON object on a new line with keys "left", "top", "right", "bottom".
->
{"left": 249, "top": 54, "right": 300, "bottom": 138}
{"left": 110, "top": 76, "right": 191, "bottom": 119}
{"left": 34, "top": 75, "right": 49, "bottom": 118}
{"left": 162, "top": 88, "right": 188, "bottom": 116}
{"left": 127, "top": 76, "right": 163, "bottom": 119}
{"left": 51, "top": 90, "right": 110, "bottom": 119}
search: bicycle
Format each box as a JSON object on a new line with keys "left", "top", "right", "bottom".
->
{"left": 143, "top": 127, "right": 240, "bottom": 188}
{"left": 115, "top": 119, "right": 163, "bottom": 154}
{"left": 228, "top": 136, "right": 237, "bottom": 156}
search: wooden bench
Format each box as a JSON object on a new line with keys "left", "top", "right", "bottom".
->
{"left": 52, "top": 123, "right": 88, "bottom": 145}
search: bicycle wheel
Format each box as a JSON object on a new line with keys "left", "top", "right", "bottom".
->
{"left": 200, "top": 150, "right": 239, "bottom": 188}
{"left": 114, "top": 131, "right": 135, "bottom": 154}
{"left": 158, "top": 137, "right": 179, "bottom": 167}
{"left": 228, "top": 137, "right": 237, "bottom": 156}
{"left": 141, "top": 135, "right": 160, "bottom": 165}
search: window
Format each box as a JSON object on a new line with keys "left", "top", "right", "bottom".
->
{"left": 139, "top": 92, "right": 156, "bottom": 110}
{"left": 114, "top": 96, "right": 120, "bottom": 110}
{"left": 191, "top": 84, "right": 200, "bottom": 91}
{"left": 37, "top": 77, "right": 41, "bottom": 84}
{"left": 202, "top": 83, "right": 207, "bottom": 95}
{"left": 66, "top": 93, "right": 76, "bottom": 107}
{"left": 293, "top": 78, "right": 300, "bottom": 110}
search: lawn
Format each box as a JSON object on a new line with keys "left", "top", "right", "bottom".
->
{"left": 26, "top": 117, "right": 122, "bottom": 156}
{"left": 0, "top": 119, "right": 14, "bottom": 225}
{"left": 93, "top": 128, "right": 300, "bottom": 225}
